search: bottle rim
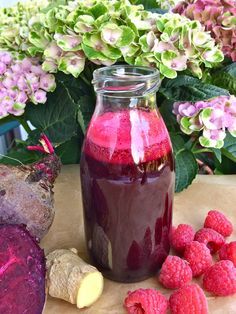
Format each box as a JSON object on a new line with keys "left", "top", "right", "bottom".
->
{"left": 93, "top": 65, "right": 160, "bottom": 83}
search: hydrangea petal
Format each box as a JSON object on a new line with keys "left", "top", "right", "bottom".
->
{"left": 58, "top": 52, "right": 85, "bottom": 77}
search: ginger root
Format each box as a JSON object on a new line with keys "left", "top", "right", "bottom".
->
{"left": 46, "top": 248, "right": 104, "bottom": 309}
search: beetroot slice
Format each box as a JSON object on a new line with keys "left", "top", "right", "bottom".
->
{"left": 0, "top": 224, "right": 46, "bottom": 314}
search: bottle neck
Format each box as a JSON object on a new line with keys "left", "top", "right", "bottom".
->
{"left": 95, "top": 93, "right": 157, "bottom": 113}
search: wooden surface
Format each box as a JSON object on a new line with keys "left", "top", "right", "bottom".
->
{"left": 42, "top": 165, "right": 236, "bottom": 314}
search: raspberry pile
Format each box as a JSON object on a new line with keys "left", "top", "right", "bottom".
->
{"left": 124, "top": 209, "right": 236, "bottom": 314}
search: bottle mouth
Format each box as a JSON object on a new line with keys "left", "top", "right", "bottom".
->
{"left": 93, "top": 65, "right": 160, "bottom": 81}
{"left": 93, "top": 65, "right": 161, "bottom": 97}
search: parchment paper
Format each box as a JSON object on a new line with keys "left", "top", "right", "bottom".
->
{"left": 42, "top": 165, "right": 236, "bottom": 314}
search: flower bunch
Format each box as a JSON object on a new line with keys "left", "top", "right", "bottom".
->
{"left": 0, "top": 0, "right": 49, "bottom": 53}
{"left": 33, "top": 0, "right": 224, "bottom": 79}
{"left": 0, "top": 51, "right": 56, "bottom": 119}
{"left": 174, "top": 0, "right": 236, "bottom": 61}
{"left": 137, "top": 13, "right": 223, "bottom": 79}
{"left": 173, "top": 96, "right": 236, "bottom": 148}
{"left": 0, "top": 0, "right": 223, "bottom": 79}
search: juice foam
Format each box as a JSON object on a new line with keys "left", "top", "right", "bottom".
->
{"left": 85, "top": 109, "right": 172, "bottom": 164}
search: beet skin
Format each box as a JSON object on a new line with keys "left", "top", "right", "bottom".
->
{"left": 0, "top": 224, "right": 46, "bottom": 314}
{"left": 0, "top": 149, "right": 61, "bottom": 240}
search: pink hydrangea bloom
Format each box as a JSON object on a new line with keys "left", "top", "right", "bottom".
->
{"left": 0, "top": 51, "right": 56, "bottom": 119}
{"left": 173, "top": 96, "right": 236, "bottom": 148}
{"left": 174, "top": 0, "right": 236, "bottom": 61}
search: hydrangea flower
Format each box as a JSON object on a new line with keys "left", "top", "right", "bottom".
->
{"left": 0, "top": 0, "right": 49, "bottom": 53}
{"left": 173, "top": 96, "right": 236, "bottom": 148}
{"left": 0, "top": 0, "right": 224, "bottom": 78}
{"left": 43, "top": 1, "right": 224, "bottom": 78}
{"left": 174, "top": 0, "right": 236, "bottom": 61}
{"left": 0, "top": 51, "right": 56, "bottom": 119}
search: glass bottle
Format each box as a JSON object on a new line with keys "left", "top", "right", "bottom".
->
{"left": 80, "top": 65, "right": 175, "bottom": 283}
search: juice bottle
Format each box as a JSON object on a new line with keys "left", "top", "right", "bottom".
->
{"left": 80, "top": 65, "right": 175, "bottom": 282}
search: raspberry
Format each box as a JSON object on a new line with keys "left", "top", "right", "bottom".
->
{"left": 194, "top": 228, "right": 225, "bottom": 253}
{"left": 171, "top": 224, "right": 195, "bottom": 252}
{"left": 204, "top": 210, "right": 233, "bottom": 237}
{"left": 184, "top": 241, "right": 212, "bottom": 277}
{"left": 219, "top": 242, "right": 236, "bottom": 267}
{"left": 203, "top": 260, "right": 236, "bottom": 296}
{"left": 169, "top": 284, "right": 208, "bottom": 314}
{"left": 124, "top": 289, "right": 168, "bottom": 314}
{"left": 159, "top": 256, "right": 192, "bottom": 289}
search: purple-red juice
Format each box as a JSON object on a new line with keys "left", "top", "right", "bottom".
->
{"left": 80, "top": 109, "right": 175, "bottom": 282}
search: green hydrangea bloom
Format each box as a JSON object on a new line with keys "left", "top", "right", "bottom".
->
{"left": 0, "top": 0, "right": 224, "bottom": 78}
{"left": 0, "top": 0, "right": 49, "bottom": 53}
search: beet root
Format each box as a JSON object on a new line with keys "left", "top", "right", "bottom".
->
{"left": 0, "top": 134, "right": 61, "bottom": 240}
{"left": 0, "top": 224, "right": 46, "bottom": 314}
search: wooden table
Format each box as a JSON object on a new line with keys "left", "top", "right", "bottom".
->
{"left": 42, "top": 165, "right": 236, "bottom": 314}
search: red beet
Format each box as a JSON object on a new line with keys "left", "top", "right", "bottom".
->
{"left": 0, "top": 134, "right": 61, "bottom": 240}
{"left": 0, "top": 224, "right": 46, "bottom": 314}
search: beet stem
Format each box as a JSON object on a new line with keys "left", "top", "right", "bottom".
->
{"left": 26, "top": 134, "right": 61, "bottom": 185}
{"left": 27, "top": 134, "right": 55, "bottom": 155}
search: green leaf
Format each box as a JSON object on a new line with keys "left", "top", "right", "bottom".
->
{"left": 131, "top": 0, "right": 159, "bottom": 9}
{"left": 170, "top": 133, "right": 198, "bottom": 193}
{"left": 77, "top": 95, "right": 95, "bottom": 134}
{"left": 160, "top": 75, "right": 230, "bottom": 101}
{"left": 211, "top": 63, "right": 236, "bottom": 95}
{"left": 215, "top": 154, "right": 236, "bottom": 174}
{"left": 57, "top": 73, "right": 95, "bottom": 134}
{"left": 159, "top": 100, "right": 179, "bottom": 132}
{"left": 224, "top": 63, "right": 236, "bottom": 76}
{"left": 56, "top": 72, "right": 94, "bottom": 100}
{"left": 0, "top": 143, "right": 40, "bottom": 165}
{"left": 55, "top": 135, "right": 83, "bottom": 164}
{"left": 222, "top": 132, "right": 236, "bottom": 163}
{"left": 211, "top": 148, "right": 222, "bottom": 163}
{"left": 25, "top": 81, "right": 78, "bottom": 145}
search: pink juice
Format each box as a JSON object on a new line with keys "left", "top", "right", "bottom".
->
{"left": 80, "top": 108, "right": 175, "bottom": 282}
